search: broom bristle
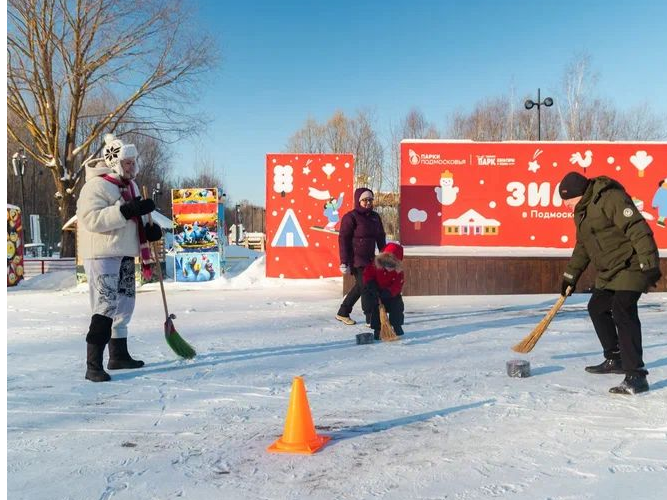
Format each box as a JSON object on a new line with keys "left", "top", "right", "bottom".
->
{"left": 379, "top": 303, "right": 399, "bottom": 342}
{"left": 166, "top": 331, "right": 197, "bottom": 359}
{"left": 165, "top": 319, "right": 196, "bottom": 359}
{"left": 511, "top": 293, "right": 568, "bottom": 353}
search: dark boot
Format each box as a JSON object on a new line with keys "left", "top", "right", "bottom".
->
{"left": 373, "top": 329, "right": 380, "bottom": 341}
{"left": 86, "top": 343, "right": 111, "bottom": 382}
{"left": 585, "top": 358, "right": 624, "bottom": 374}
{"left": 85, "top": 314, "right": 113, "bottom": 382}
{"left": 393, "top": 325, "right": 405, "bottom": 336}
{"left": 609, "top": 374, "right": 649, "bottom": 395}
{"left": 107, "top": 338, "right": 145, "bottom": 370}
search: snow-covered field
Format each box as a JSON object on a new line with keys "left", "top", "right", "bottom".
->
{"left": 6, "top": 258, "right": 667, "bottom": 500}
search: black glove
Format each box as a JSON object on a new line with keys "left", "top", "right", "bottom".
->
{"left": 560, "top": 279, "right": 575, "bottom": 296}
{"left": 643, "top": 267, "right": 662, "bottom": 287}
{"left": 120, "top": 197, "right": 156, "bottom": 220}
{"left": 364, "top": 280, "right": 379, "bottom": 297}
{"left": 379, "top": 289, "right": 392, "bottom": 301}
{"left": 144, "top": 222, "right": 162, "bottom": 242}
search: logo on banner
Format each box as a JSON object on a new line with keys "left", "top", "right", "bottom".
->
{"left": 408, "top": 149, "right": 466, "bottom": 166}
{"left": 476, "top": 155, "right": 516, "bottom": 167}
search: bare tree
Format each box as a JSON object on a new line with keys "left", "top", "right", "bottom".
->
{"left": 619, "top": 103, "right": 666, "bottom": 140}
{"left": 557, "top": 54, "right": 666, "bottom": 140}
{"left": 7, "top": 0, "right": 216, "bottom": 256}
{"left": 131, "top": 135, "right": 173, "bottom": 214}
{"left": 558, "top": 54, "right": 600, "bottom": 140}
{"left": 399, "top": 108, "right": 440, "bottom": 140}
{"left": 286, "top": 109, "right": 384, "bottom": 191}
{"left": 323, "top": 111, "right": 350, "bottom": 154}
{"left": 381, "top": 108, "right": 442, "bottom": 239}
{"left": 447, "top": 94, "right": 559, "bottom": 141}
{"left": 286, "top": 117, "right": 326, "bottom": 153}
{"left": 346, "top": 109, "right": 384, "bottom": 193}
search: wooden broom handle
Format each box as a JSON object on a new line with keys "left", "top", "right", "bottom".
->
{"left": 142, "top": 186, "right": 170, "bottom": 319}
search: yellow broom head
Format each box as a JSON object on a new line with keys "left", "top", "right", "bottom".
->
{"left": 379, "top": 303, "right": 399, "bottom": 342}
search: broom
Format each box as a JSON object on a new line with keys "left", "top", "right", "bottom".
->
{"left": 379, "top": 302, "right": 400, "bottom": 342}
{"left": 142, "top": 187, "right": 196, "bottom": 359}
{"left": 511, "top": 286, "right": 572, "bottom": 353}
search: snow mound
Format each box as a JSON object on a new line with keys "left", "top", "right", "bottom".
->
{"left": 10, "top": 270, "right": 77, "bottom": 291}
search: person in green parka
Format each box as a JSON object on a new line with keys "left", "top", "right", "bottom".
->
{"left": 558, "top": 171, "right": 662, "bottom": 395}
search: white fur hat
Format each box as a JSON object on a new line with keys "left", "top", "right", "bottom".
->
{"left": 103, "top": 133, "right": 138, "bottom": 175}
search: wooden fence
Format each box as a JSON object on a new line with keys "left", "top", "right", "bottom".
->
{"left": 344, "top": 256, "right": 667, "bottom": 296}
{"left": 23, "top": 258, "right": 76, "bottom": 279}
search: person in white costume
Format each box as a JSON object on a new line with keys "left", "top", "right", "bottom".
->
{"left": 76, "top": 134, "right": 162, "bottom": 382}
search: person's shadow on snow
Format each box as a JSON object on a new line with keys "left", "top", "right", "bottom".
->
{"left": 111, "top": 338, "right": 356, "bottom": 380}
{"left": 321, "top": 399, "right": 495, "bottom": 442}
{"left": 112, "top": 299, "right": 665, "bottom": 382}
{"left": 114, "top": 306, "right": 555, "bottom": 380}
{"left": 404, "top": 297, "right": 583, "bottom": 327}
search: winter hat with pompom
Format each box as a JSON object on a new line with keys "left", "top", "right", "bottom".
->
{"left": 103, "top": 133, "right": 138, "bottom": 176}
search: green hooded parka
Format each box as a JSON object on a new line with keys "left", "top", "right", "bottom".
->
{"left": 564, "top": 176, "right": 659, "bottom": 292}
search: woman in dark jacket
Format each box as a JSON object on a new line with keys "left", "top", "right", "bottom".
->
{"left": 336, "top": 188, "right": 386, "bottom": 325}
{"left": 559, "top": 171, "right": 661, "bottom": 395}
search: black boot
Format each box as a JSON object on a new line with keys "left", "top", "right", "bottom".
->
{"left": 609, "top": 374, "right": 649, "bottom": 395}
{"left": 373, "top": 329, "right": 380, "bottom": 341}
{"left": 86, "top": 343, "right": 111, "bottom": 382}
{"left": 585, "top": 358, "right": 624, "bottom": 374}
{"left": 107, "top": 338, "right": 145, "bottom": 370}
{"left": 85, "top": 314, "right": 113, "bottom": 382}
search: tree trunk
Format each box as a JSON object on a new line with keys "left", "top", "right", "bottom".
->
{"left": 59, "top": 196, "right": 77, "bottom": 258}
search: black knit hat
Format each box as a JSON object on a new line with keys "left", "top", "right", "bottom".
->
{"left": 559, "top": 171, "right": 590, "bottom": 200}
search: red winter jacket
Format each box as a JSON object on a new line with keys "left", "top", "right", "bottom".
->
{"left": 362, "top": 242, "right": 405, "bottom": 297}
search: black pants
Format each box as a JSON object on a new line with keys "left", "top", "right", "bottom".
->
{"left": 587, "top": 288, "right": 647, "bottom": 375}
{"left": 337, "top": 267, "right": 367, "bottom": 319}
{"left": 361, "top": 287, "right": 404, "bottom": 332}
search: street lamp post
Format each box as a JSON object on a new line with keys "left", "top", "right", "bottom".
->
{"left": 11, "top": 149, "right": 29, "bottom": 237}
{"left": 152, "top": 183, "right": 162, "bottom": 212}
{"left": 524, "top": 88, "right": 553, "bottom": 140}
{"left": 235, "top": 204, "right": 241, "bottom": 245}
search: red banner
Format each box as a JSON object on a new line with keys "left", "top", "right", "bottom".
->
{"left": 400, "top": 141, "right": 667, "bottom": 249}
{"left": 266, "top": 154, "right": 354, "bottom": 278}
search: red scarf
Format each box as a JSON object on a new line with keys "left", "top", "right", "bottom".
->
{"left": 101, "top": 174, "right": 153, "bottom": 280}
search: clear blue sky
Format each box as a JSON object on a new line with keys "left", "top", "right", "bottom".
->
{"left": 175, "top": 0, "right": 667, "bottom": 207}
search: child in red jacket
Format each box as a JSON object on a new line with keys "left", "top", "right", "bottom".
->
{"left": 361, "top": 242, "right": 405, "bottom": 340}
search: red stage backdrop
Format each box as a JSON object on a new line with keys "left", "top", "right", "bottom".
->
{"left": 266, "top": 154, "right": 354, "bottom": 278}
{"left": 400, "top": 141, "right": 667, "bottom": 249}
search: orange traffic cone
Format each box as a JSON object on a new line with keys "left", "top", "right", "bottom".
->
{"left": 267, "top": 376, "right": 331, "bottom": 454}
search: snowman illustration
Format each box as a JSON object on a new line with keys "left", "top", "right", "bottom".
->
{"left": 435, "top": 170, "right": 459, "bottom": 205}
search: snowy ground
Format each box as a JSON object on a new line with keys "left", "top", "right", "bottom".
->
{"left": 6, "top": 258, "right": 667, "bottom": 500}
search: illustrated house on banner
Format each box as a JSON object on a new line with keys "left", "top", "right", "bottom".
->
{"left": 271, "top": 208, "right": 309, "bottom": 247}
{"left": 443, "top": 209, "right": 500, "bottom": 236}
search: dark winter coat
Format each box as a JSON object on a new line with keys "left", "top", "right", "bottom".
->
{"left": 338, "top": 188, "right": 387, "bottom": 268}
{"left": 363, "top": 242, "right": 405, "bottom": 297}
{"left": 564, "top": 176, "right": 660, "bottom": 292}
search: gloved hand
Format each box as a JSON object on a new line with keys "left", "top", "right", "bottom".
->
{"left": 379, "top": 289, "right": 392, "bottom": 301}
{"left": 364, "top": 280, "right": 379, "bottom": 297}
{"left": 339, "top": 264, "right": 350, "bottom": 275}
{"left": 120, "top": 197, "right": 155, "bottom": 220}
{"left": 643, "top": 267, "right": 662, "bottom": 287}
{"left": 560, "top": 279, "right": 575, "bottom": 296}
{"left": 144, "top": 222, "right": 162, "bottom": 242}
